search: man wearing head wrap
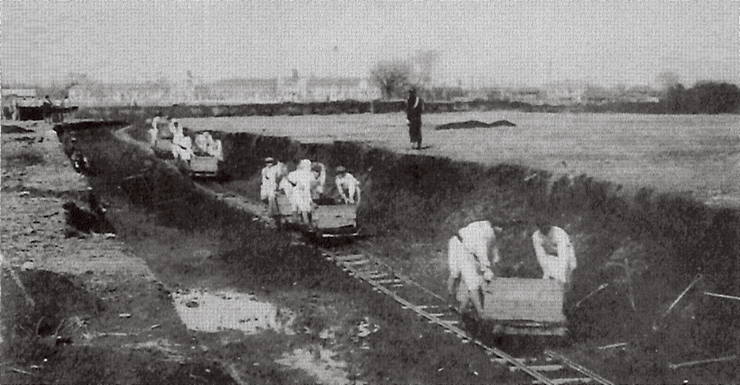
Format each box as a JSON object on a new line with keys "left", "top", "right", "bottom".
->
{"left": 194, "top": 133, "right": 208, "bottom": 155}
{"left": 286, "top": 159, "right": 314, "bottom": 224}
{"left": 334, "top": 166, "right": 360, "bottom": 204}
{"left": 532, "top": 218, "right": 577, "bottom": 287}
{"left": 310, "top": 162, "right": 326, "bottom": 200}
{"left": 406, "top": 87, "right": 424, "bottom": 150}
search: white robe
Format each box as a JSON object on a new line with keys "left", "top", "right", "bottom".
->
{"left": 288, "top": 160, "right": 314, "bottom": 213}
{"left": 532, "top": 226, "right": 577, "bottom": 284}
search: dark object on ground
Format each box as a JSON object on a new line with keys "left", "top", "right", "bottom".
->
{"left": 435, "top": 120, "right": 516, "bottom": 130}
{"left": 71, "top": 150, "right": 89, "bottom": 174}
{"left": 62, "top": 201, "right": 114, "bottom": 237}
{"left": 1, "top": 125, "right": 34, "bottom": 134}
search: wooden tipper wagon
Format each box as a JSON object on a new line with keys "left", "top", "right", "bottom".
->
{"left": 275, "top": 194, "right": 359, "bottom": 239}
{"left": 153, "top": 138, "right": 219, "bottom": 179}
{"left": 479, "top": 278, "right": 568, "bottom": 336}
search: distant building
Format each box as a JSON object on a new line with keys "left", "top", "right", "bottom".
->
{"left": 66, "top": 76, "right": 381, "bottom": 107}
{"left": 2, "top": 88, "right": 37, "bottom": 98}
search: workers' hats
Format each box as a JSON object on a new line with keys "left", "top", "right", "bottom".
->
{"left": 335, "top": 166, "right": 347, "bottom": 173}
{"left": 264, "top": 157, "right": 275, "bottom": 164}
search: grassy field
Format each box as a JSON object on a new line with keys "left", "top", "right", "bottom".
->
{"left": 181, "top": 111, "right": 740, "bottom": 206}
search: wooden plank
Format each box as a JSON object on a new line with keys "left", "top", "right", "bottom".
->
{"left": 481, "top": 278, "right": 566, "bottom": 323}
{"left": 344, "top": 259, "right": 371, "bottom": 266}
{"left": 374, "top": 278, "right": 402, "bottom": 285}
{"left": 334, "top": 254, "right": 366, "bottom": 262}
{"left": 533, "top": 378, "right": 593, "bottom": 385}
{"left": 510, "top": 364, "right": 563, "bottom": 372}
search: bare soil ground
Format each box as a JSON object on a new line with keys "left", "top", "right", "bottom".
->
{"left": 1, "top": 120, "right": 537, "bottom": 384}
{"left": 4, "top": 117, "right": 738, "bottom": 384}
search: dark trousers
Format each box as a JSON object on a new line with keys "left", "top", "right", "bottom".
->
{"left": 408, "top": 119, "right": 422, "bottom": 145}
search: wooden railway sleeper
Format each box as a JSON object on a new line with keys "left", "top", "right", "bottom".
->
{"left": 532, "top": 377, "right": 592, "bottom": 385}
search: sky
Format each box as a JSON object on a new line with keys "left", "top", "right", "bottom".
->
{"left": 2, "top": 1, "right": 738, "bottom": 88}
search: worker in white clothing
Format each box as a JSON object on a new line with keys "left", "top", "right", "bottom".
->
{"left": 532, "top": 218, "right": 577, "bottom": 288}
{"left": 311, "top": 162, "right": 326, "bottom": 201}
{"left": 447, "top": 220, "right": 502, "bottom": 315}
{"left": 149, "top": 116, "right": 160, "bottom": 147}
{"left": 334, "top": 166, "right": 361, "bottom": 205}
{"left": 286, "top": 159, "right": 314, "bottom": 224}
{"left": 261, "top": 157, "right": 282, "bottom": 218}
{"left": 194, "top": 133, "right": 208, "bottom": 155}
{"left": 171, "top": 122, "right": 192, "bottom": 162}
{"left": 206, "top": 133, "right": 223, "bottom": 161}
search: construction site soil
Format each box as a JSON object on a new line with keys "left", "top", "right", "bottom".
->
{"left": 2, "top": 119, "right": 739, "bottom": 384}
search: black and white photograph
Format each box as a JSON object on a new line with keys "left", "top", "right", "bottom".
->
{"left": 2, "top": 1, "right": 739, "bottom": 383}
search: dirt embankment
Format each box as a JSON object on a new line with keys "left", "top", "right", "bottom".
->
{"left": 39, "top": 122, "right": 532, "bottom": 384}
{"left": 11, "top": 120, "right": 737, "bottom": 383}
{"left": 199, "top": 128, "right": 739, "bottom": 381}
{"left": 1, "top": 121, "right": 238, "bottom": 385}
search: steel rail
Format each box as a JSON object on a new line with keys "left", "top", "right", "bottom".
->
{"left": 545, "top": 350, "right": 614, "bottom": 385}
{"left": 321, "top": 248, "right": 556, "bottom": 385}
{"left": 192, "top": 180, "right": 613, "bottom": 385}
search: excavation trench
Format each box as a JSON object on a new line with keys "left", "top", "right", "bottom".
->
{"left": 51, "top": 121, "right": 740, "bottom": 383}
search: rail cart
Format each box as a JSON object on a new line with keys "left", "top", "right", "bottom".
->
{"left": 275, "top": 193, "right": 359, "bottom": 239}
{"left": 477, "top": 278, "right": 568, "bottom": 336}
{"left": 189, "top": 155, "right": 219, "bottom": 178}
{"left": 153, "top": 138, "right": 220, "bottom": 179}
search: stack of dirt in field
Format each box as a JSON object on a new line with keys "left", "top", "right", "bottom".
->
{"left": 435, "top": 119, "right": 517, "bottom": 130}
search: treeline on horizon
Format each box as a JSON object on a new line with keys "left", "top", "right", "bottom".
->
{"left": 492, "top": 81, "right": 740, "bottom": 115}
{"left": 8, "top": 81, "right": 740, "bottom": 122}
{"left": 577, "top": 81, "right": 740, "bottom": 114}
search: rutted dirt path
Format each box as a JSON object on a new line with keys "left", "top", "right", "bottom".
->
{"left": 2, "top": 121, "right": 532, "bottom": 384}
{"left": 1, "top": 121, "right": 236, "bottom": 384}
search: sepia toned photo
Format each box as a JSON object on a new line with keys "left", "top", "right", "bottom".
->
{"left": 2, "top": 1, "right": 739, "bottom": 383}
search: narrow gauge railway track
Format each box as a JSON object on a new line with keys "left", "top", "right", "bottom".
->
{"left": 193, "top": 181, "right": 614, "bottom": 385}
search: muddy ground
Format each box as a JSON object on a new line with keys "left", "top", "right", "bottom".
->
{"left": 3, "top": 119, "right": 739, "bottom": 384}
{"left": 2, "top": 121, "right": 533, "bottom": 384}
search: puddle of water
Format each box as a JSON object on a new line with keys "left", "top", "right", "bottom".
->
{"left": 171, "top": 289, "right": 295, "bottom": 335}
{"left": 275, "top": 346, "right": 351, "bottom": 385}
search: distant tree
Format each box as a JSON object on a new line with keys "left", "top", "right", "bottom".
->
{"left": 657, "top": 71, "right": 681, "bottom": 92}
{"left": 692, "top": 82, "right": 740, "bottom": 113}
{"left": 370, "top": 60, "right": 413, "bottom": 100}
{"left": 662, "top": 82, "right": 740, "bottom": 114}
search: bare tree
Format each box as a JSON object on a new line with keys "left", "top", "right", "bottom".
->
{"left": 370, "top": 60, "right": 412, "bottom": 100}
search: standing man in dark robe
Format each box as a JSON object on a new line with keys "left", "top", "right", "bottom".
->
{"left": 406, "top": 87, "right": 423, "bottom": 150}
{"left": 42, "top": 95, "right": 53, "bottom": 123}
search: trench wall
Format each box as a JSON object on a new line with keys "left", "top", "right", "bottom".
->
{"left": 219, "top": 131, "right": 739, "bottom": 278}
{"left": 218, "top": 130, "right": 739, "bottom": 349}
{"left": 56, "top": 121, "right": 739, "bottom": 353}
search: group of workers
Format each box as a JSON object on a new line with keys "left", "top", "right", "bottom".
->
{"left": 448, "top": 218, "right": 577, "bottom": 315}
{"left": 7, "top": 95, "right": 73, "bottom": 122}
{"left": 148, "top": 115, "right": 223, "bottom": 162}
{"left": 261, "top": 157, "right": 360, "bottom": 224}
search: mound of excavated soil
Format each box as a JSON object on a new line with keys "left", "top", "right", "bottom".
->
{"left": 435, "top": 119, "right": 516, "bottom": 130}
